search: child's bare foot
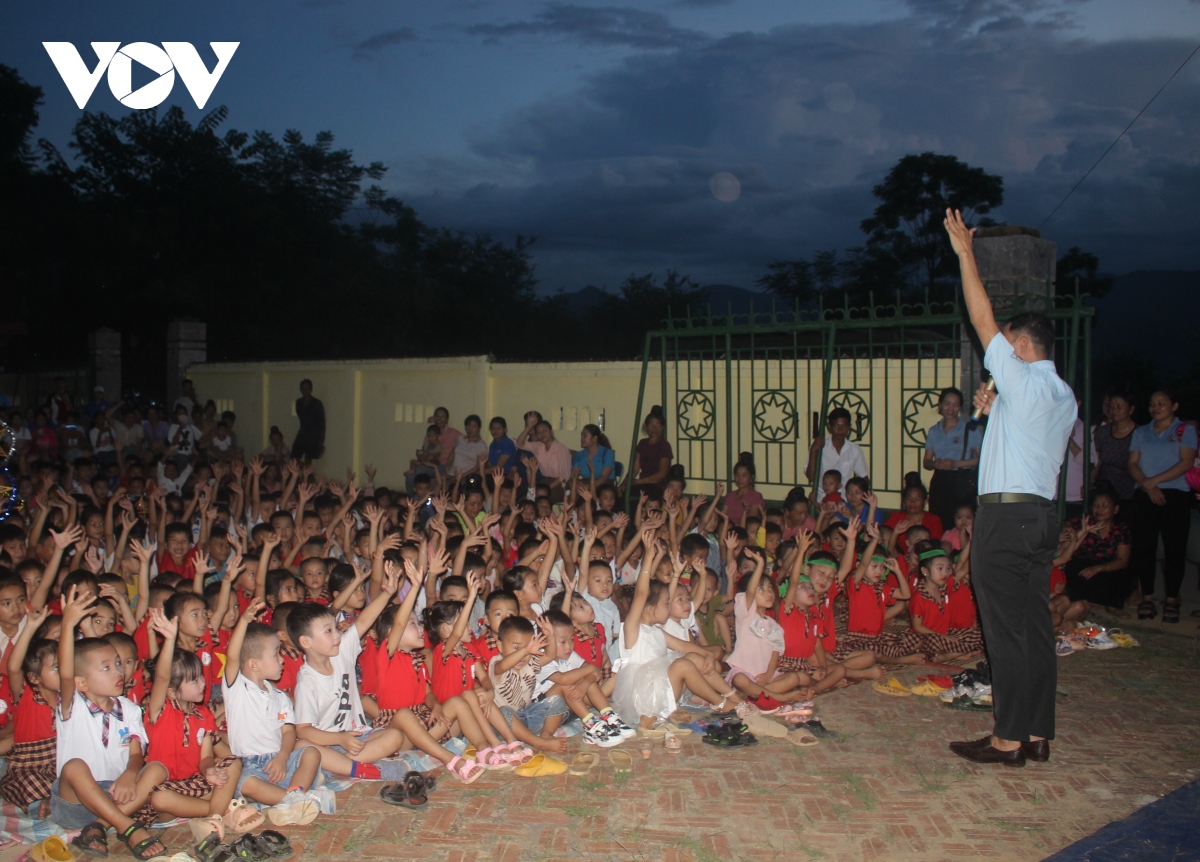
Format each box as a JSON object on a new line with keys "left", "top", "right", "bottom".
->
{"left": 535, "top": 736, "right": 568, "bottom": 755}
{"left": 860, "top": 666, "right": 886, "bottom": 681}
{"left": 835, "top": 678, "right": 850, "bottom": 688}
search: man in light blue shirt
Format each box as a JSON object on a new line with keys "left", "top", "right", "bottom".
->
{"left": 944, "top": 210, "right": 1077, "bottom": 769}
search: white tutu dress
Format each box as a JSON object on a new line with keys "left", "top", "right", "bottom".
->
{"left": 612, "top": 623, "right": 676, "bottom": 726}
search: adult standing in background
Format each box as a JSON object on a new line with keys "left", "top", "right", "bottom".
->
{"left": 944, "top": 209, "right": 1076, "bottom": 768}
{"left": 805, "top": 407, "right": 868, "bottom": 501}
{"left": 292, "top": 379, "right": 326, "bottom": 463}
{"left": 1091, "top": 390, "right": 1137, "bottom": 503}
{"left": 1128, "top": 389, "right": 1197, "bottom": 624}
{"left": 923, "top": 387, "right": 981, "bottom": 526}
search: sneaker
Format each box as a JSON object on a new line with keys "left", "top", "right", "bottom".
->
{"left": 306, "top": 786, "right": 336, "bottom": 815}
{"left": 1055, "top": 640, "right": 1074, "bottom": 657}
{"left": 583, "top": 719, "right": 623, "bottom": 748}
{"left": 602, "top": 710, "right": 636, "bottom": 739}
{"left": 1086, "top": 632, "right": 1118, "bottom": 650}
{"left": 267, "top": 791, "right": 319, "bottom": 826}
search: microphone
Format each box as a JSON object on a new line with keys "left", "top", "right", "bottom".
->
{"left": 972, "top": 378, "right": 996, "bottom": 422}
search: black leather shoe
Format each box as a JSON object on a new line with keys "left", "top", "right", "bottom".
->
{"left": 960, "top": 734, "right": 995, "bottom": 751}
{"left": 949, "top": 740, "right": 1026, "bottom": 767}
{"left": 1021, "top": 739, "right": 1050, "bottom": 762}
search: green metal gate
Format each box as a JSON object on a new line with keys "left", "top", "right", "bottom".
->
{"left": 626, "top": 288, "right": 1094, "bottom": 513}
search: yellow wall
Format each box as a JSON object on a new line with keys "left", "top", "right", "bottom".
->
{"left": 188, "top": 354, "right": 957, "bottom": 508}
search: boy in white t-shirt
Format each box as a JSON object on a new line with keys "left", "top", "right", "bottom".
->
{"left": 222, "top": 599, "right": 331, "bottom": 826}
{"left": 289, "top": 565, "right": 409, "bottom": 779}
{"left": 539, "top": 611, "right": 632, "bottom": 748}
{"left": 53, "top": 587, "right": 169, "bottom": 859}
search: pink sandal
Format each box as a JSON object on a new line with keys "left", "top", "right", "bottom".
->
{"left": 501, "top": 741, "right": 535, "bottom": 765}
{"left": 445, "top": 756, "right": 485, "bottom": 784}
{"left": 474, "top": 747, "right": 511, "bottom": 770}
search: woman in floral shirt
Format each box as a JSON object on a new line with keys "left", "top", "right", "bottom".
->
{"left": 1059, "top": 489, "right": 1132, "bottom": 616}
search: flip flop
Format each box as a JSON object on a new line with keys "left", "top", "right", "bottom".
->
{"left": 639, "top": 724, "right": 668, "bottom": 739}
{"left": 787, "top": 730, "right": 819, "bottom": 747}
{"left": 664, "top": 733, "right": 682, "bottom": 754}
{"left": 30, "top": 837, "right": 76, "bottom": 862}
{"left": 568, "top": 752, "right": 600, "bottom": 775}
{"left": 222, "top": 797, "right": 265, "bottom": 835}
{"left": 656, "top": 721, "right": 693, "bottom": 736}
{"left": 255, "top": 831, "right": 294, "bottom": 859}
{"left": 609, "top": 750, "right": 633, "bottom": 774}
{"left": 943, "top": 695, "right": 993, "bottom": 712}
{"left": 872, "top": 678, "right": 912, "bottom": 697}
{"left": 801, "top": 719, "right": 832, "bottom": 737}
{"left": 514, "top": 754, "right": 568, "bottom": 777}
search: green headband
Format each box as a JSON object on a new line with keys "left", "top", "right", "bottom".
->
{"left": 918, "top": 549, "right": 948, "bottom": 561}
{"left": 780, "top": 575, "right": 813, "bottom": 597}
{"left": 808, "top": 558, "right": 837, "bottom": 570}
{"left": 870, "top": 555, "right": 888, "bottom": 563}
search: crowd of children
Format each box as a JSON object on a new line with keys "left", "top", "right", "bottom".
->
{"left": 0, "top": 397, "right": 1007, "bottom": 859}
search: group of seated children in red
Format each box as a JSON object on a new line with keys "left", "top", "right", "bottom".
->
{"left": 0, "top": 448, "right": 988, "bottom": 860}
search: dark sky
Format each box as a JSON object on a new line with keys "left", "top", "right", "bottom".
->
{"left": 7, "top": 0, "right": 1200, "bottom": 293}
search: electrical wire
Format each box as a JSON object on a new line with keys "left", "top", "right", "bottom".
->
{"left": 1039, "top": 39, "right": 1200, "bottom": 229}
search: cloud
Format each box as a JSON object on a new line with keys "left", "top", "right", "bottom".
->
{"left": 399, "top": 4, "right": 1200, "bottom": 290}
{"left": 464, "top": 4, "right": 706, "bottom": 50}
{"left": 353, "top": 27, "right": 418, "bottom": 56}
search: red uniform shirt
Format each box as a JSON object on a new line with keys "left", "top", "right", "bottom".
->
{"left": 376, "top": 648, "right": 429, "bottom": 711}
{"left": 573, "top": 623, "right": 607, "bottom": 669}
{"left": 908, "top": 586, "right": 951, "bottom": 635}
{"left": 946, "top": 576, "right": 977, "bottom": 630}
{"left": 277, "top": 646, "right": 303, "bottom": 696}
{"left": 12, "top": 686, "right": 53, "bottom": 743}
{"left": 812, "top": 581, "right": 839, "bottom": 653}
{"left": 466, "top": 630, "right": 501, "bottom": 665}
{"left": 777, "top": 605, "right": 818, "bottom": 659}
{"left": 846, "top": 578, "right": 897, "bottom": 636}
{"left": 193, "top": 632, "right": 221, "bottom": 704}
{"left": 158, "top": 547, "right": 199, "bottom": 580}
{"left": 430, "top": 642, "right": 476, "bottom": 703}
{"left": 357, "top": 638, "right": 379, "bottom": 697}
{"left": 1049, "top": 566, "right": 1067, "bottom": 597}
{"left": 146, "top": 700, "right": 216, "bottom": 781}
{"left": 126, "top": 671, "right": 147, "bottom": 706}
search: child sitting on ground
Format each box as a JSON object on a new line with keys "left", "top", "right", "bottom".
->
{"left": 841, "top": 523, "right": 921, "bottom": 663}
{"left": 548, "top": 570, "right": 615, "bottom": 696}
{"left": 907, "top": 540, "right": 984, "bottom": 664}
{"left": 0, "top": 605, "right": 58, "bottom": 817}
{"left": 821, "top": 470, "right": 843, "bottom": 505}
{"left": 222, "top": 599, "right": 328, "bottom": 827}
{"left": 540, "top": 610, "right": 633, "bottom": 747}
{"left": 140, "top": 609, "right": 257, "bottom": 847}
{"left": 53, "top": 587, "right": 169, "bottom": 860}
{"left": 613, "top": 531, "right": 740, "bottom": 729}
{"left": 694, "top": 569, "right": 732, "bottom": 659}
{"left": 726, "top": 548, "right": 822, "bottom": 704}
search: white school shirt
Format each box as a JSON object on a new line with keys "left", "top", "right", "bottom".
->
{"left": 814, "top": 438, "right": 869, "bottom": 501}
{"left": 979, "top": 332, "right": 1076, "bottom": 499}
{"left": 582, "top": 590, "right": 621, "bottom": 662}
{"left": 534, "top": 651, "right": 585, "bottom": 697}
{"left": 56, "top": 692, "right": 147, "bottom": 781}
{"left": 293, "top": 635, "right": 369, "bottom": 733}
{"left": 222, "top": 673, "right": 295, "bottom": 757}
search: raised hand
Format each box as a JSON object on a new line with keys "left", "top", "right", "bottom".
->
{"left": 943, "top": 207, "right": 976, "bottom": 257}
{"left": 51, "top": 524, "right": 84, "bottom": 550}
{"left": 148, "top": 607, "right": 179, "bottom": 640}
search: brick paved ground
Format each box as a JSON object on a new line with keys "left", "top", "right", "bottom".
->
{"left": 143, "top": 614, "right": 1200, "bottom": 862}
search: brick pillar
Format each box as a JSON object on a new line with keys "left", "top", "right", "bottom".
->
{"left": 960, "top": 226, "right": 1057, "bottom": 396}
{"left": 166, "top": 320, "right": 207, "bottom": 405}
{"left": 88, "top": 328, "right": 121, "bottom": 400}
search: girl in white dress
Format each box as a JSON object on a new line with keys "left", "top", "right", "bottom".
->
{"left": 612, "top": 528, "right": 742, "bottom": 728}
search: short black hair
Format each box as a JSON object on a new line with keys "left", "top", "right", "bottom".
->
{"left": 61, "top": 571, "right": 100, "bottom": 598}
{"left": 502, "top": 566, "right": 536, "bottom": 594}
{"left": 286, "top": 601, "right": 335, "bottom": 650}
{"left": 271, "top": 601, "right": 300, "bottom": 635}
{"left": 74, "top": 637, "right": 118, "bottom": 670}
{"left": 265, "top": 569, "right": 298, "bottom": 602}
{"left": 679, "top": 534, "right": 710, "bottom": 560}
{"left": 240, "top": 622, "right": 278, "bottom": 661}
{"left": 544, "top": 609, "right": 572, "bottom": 630}
{"left": 328, "top": 562, "right": 358, "bottom": 596}
{"left": 21, "top": 638, "right": 58, "bottom": 682}
{"left": 497, "top": 616, "right": 534, "bottom": 640}
{"left": 828, "top": 407, "right": 852, "bottom": 424}
{"left": 1006, "top": 312, "right": 1055, "bottom": 355}
{"left": 163, "top": 591, "right": 205, "bottom": 621}
{"left": 485, "top": 590, "right": 519, "bottom": 613}
{"left": 104, "top": 631, "right": 137, "bottom": 656}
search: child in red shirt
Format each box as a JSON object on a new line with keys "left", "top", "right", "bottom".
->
{"left": 268, "top": 603, "right": 304, "bottom": 696}
{"left": 466, "top": 590, "right": 519, "bottom": 667}
{"left": 839, "top": 524, "right": 921, "bottom": 663}
{"left": 425, "top": 575, "right": 482, "bottom": 704}
{"left": 140, "top": 610, "right": 258, "bottom": 843}
{"left": 908, "top": 541, "right": 984, "bottom": 663}
{"left": 0, "top": 606, "right": 58, "bottom": 817}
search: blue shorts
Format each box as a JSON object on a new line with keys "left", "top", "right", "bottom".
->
{"left": 328, "top": 726, "right": 388, "bottom": 758}
{"left": 50, "top": 778, "right": 112, "bottom": 830}
{"left": 500, "top": 694, "right": 570, "bottom": 735}
{"left": 236, "top": 747, "right": 315, "bottom": 797}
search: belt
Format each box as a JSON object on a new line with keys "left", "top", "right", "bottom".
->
{"left": 977, "top": 493, "right": 1050, "bottom": 505}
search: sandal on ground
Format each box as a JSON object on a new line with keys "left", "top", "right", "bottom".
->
{"left": 568, "top": 752, "right": 599, "bottom": 775}
{"left": 1137, "top": 600, "right": 1156, "bottom": 620}
{"left": 702, "top": 723, "right": 746, "bottom": 747}
{"left": 943, "top": 695, "right": 993, "bottom": 712}
{"left": 380, "top": 780, "right": 427, "bottom": 809}
{"left": 189, "top": 814, "right": 225, "bottom": 844}
{"left": 474, "top": 746, "right": 512, "bottom": 771}
{"left": 228, "top": 833, "right": 274, "bottom": 862}
{"left": 500, "top": 740, "right": 535, "bottom": 765}
{"left": 1163, "top": 600, "right": 1180, "bottom": 624}
{"left": 193, "top": 828, "right": 229, "bottom": 862}
{"left": 444, "top": 755, "right": 485, "bottom": 784}
{"left": 30, "top": 837, "right": 76, "bottom": 862}
{"left": 255, "top": 830, "right": 294, "bottom": 859}
{"left": 223, "top": 797, "right": 265, "bottom": 835}
{"left": 117, "top": 823, "right": 167, "bottom": 861}
{"left": 608, "top": 750, "right": 633, "bottom": 774}
{"left": 514, "top": 753, "right": 568, "bottom": 777}
{"left": 664, "top": 733, "right": 682, "bottom": 754}
{"left": 801, "top": 718, "right": 832, "bottom": 737}
{"left": 71, "top": 822, "right": 108, "bottom": 858}
{"left": 786, "top": 730, "right": 819, "bottom": 747}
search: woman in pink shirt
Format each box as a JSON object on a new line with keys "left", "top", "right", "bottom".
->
{"left": 723, "top": 453, "right": 765, "bottom": 525}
